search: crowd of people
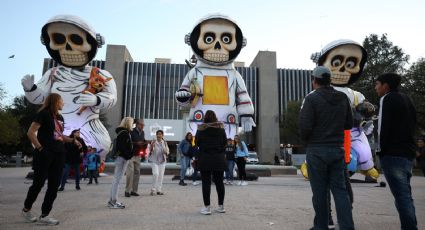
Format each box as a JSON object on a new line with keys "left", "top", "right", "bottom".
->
{"left": 20, "top": 96, "right": 252, "bottom": 225}
{"left": 20, "top": 69, "right": 422, "bottom": 229}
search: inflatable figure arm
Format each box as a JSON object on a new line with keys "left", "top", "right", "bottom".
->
{"left": 175, "top": 69, "right": 195, "bottom": 107}
{"left": 91, "top": 70, "right": 117, "bottom": 110}
{"left": 22, "top": 69, "right": 55, "bottom": 104}
{"left": 235, "top": 72, "right": 255, "bottom": 132}
{"left": 361, "top": 120, "right": 374, "bottom": 135}
{"left": 352, "top": 89, "right": 365, "bottom": 106}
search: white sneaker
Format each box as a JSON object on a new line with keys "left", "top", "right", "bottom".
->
{"left": 236, "top": 181, "right": 242, "bottom": 186}
{"left": 200, "top": 206, "right": 211, "bottom": 215}
{"left": 228, "top": 181, "right": 233, "bottom": 185}
{"left": 107, "top": 200, "right": 125, "bottom": 209}
{"left": 215, "top": 205, "right": 226, "bottom": 213}
{"left": 37, "top": 216, "right": 59, "bottom": 225}
{"left": 21, "top": 210, "right": 37, "bottom": 223}
{"left": 192, "top": 181, "right": 200, "bottom": 186}
{"left": 241, "top": 181, "right": 248, "bottom": 186}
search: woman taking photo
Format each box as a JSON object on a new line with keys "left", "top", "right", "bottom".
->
{"left": 22, "top": 93, "right": 80, "bottom": 225}
{"left": 108, "top": 117, "right": 134, "bottom": 209}
{"left": 148, "top": 130, "right": 169, "bottom": 195}
{"left": 234, "top": 135, "right": 249, "bottom": 186}
{"left": 195, "top": 110, "right": 227, "bottom": 215}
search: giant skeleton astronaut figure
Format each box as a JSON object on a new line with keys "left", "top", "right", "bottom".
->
{"left": 175, "top": 15, "right": 255, "bottom": 138}
{"left": 21, "top": 15, "right": 117, "bottom": 157}
{"left": 311, "top": 39, "right": 379, "bottom": 180}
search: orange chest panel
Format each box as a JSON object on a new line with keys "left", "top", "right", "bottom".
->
{"left": 202, "top": 76, "right": 229, "bottom": 105}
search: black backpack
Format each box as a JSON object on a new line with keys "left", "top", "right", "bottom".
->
{"left": 111, "top": 130, "right": 132, "bottom": 160}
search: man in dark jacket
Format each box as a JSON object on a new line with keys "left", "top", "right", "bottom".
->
{"left": 125, "top": 119, "right": 146, "bottom": 197}
{"left": 375, "top": 73, "right": 417, "bottom": 230}
{"left": 299, "top": 66, "right": 354, "bottom": 230}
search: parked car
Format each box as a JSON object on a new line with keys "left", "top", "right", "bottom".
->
{"left": 246, "top": 152, "right": 259, "bottom": 164}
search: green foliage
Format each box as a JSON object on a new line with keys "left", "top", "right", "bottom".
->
{"left": 352, "top": 34, "right": 410, "bottom": 105}
{"left": 0, "top": 111, "right": 21, "bottom": 145}
{"left": 6, "top": 96, "right": 40, "bottom": 155}
{"left": 280, "top": 100, "right": 302, "bottom": 145}
{"left": 0, "top": 82, "right": 6, "bottom": 110}
{"left": 404, "top": 58, "right": 425, "bottom": 134}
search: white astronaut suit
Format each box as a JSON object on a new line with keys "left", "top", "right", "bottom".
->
{"left": 175, "top": 15, "right": 255, "bottom": 138}
{"left": 21, "top": 15, "right": 117, "bottom": 157}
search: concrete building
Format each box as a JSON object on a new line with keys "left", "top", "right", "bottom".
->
{"left": 43, "top": 45, "right": 312, "bottom": 163}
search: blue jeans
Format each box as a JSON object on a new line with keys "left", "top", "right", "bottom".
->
{"left": 225, "top": 160, "right": 235, "bottom": 181}
{"left": 60, "top": 163, "right": 80, "bottom": 188}
{"left": 192, "top": 169, "right": 199, "bottom": 182}
{"left": 306, "top": 147, "right": 354, "bottom": 230}
{"left": 180, "top": 156, "right": 190, "bottom": 180}
{"left": 380, "top": 156, "right": 417, "bottom": 230}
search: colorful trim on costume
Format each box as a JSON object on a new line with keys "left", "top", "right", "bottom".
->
{"left": 193, "top": 110, "right": 204, "bottom": 121}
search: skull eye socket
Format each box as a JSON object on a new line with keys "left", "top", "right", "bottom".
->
{"left": 204, "top": 32, "right": 215, "bottom": 44}
{"left": 345, "top": 57, "right": 358, "bottom": 69}
{"left": 69, "top": 34, "right": 83, "bottom": 45}
{"left": 331, "top": 55, "right": 344, "bottom": 67}
{"left": 52, "top": 33, "right": 66, "bottom": 45}
{"left": 221, "top": 33, "right": 232, "bottom": 44}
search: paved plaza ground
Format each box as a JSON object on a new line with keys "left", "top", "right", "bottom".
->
{"left": 0, "top": 167, "right": 424, "bottom": 230}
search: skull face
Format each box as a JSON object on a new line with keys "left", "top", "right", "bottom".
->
{"left": 197, "top": 19, "right": 237, "bottom": 63}
{"left": 322, "top": 44, "right": 363, "bottom": 85}
{"left": 47, "top": 22, "right": 91, "bottom": 67}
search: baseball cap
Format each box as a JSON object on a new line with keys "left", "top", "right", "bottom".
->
{"left": 312, "top": 66, "right": 331, "bottom": 80}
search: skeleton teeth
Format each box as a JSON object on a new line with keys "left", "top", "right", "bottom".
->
{"left": 203, "top": 53, "right": 229, "bottom": 62}
{"left": 60, "top": 53, "right": 88, "bottom": 66}
{"left": 331, "top": 73, "right": 350, "bottom": 84}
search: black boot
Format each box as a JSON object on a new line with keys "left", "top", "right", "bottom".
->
{"left": 179, "top": 180, "right": 187, "bottom": 186}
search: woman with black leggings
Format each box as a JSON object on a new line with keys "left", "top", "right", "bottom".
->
{"left": 195, "top": 110, "right": 227, "bottom": 215}
{"left": 234, "top": 135, "right": 249, "bottom": 186}
{"left": 22, "top": 93, "right": 81, "bottom": 225}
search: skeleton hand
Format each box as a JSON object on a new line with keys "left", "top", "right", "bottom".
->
{"left": 241, "top": 117, "right": 256, "bottom": 132}
{"left": 175, "top": 90, "right": 191, "bottom": 100}
{"left": 76, "top": 92, "right": 98, "bottom": 106}
{"left": 175, "top": 90, "right": 192, "bottom": 103}
{"left": 21, "top": 74, "right": 35, "bottom": 91}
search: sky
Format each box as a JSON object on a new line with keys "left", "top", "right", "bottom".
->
{"left": 1, "top": 0, "right": 424, "bottom": 104}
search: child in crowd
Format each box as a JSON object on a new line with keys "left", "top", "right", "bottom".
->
{"left": 87, "top": 148, "right": 101, "bottom": 184}
{"left": 81, "top": 146, "right": 91, "bottom": 181}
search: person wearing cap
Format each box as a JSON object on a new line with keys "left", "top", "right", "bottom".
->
{"left": 299, "top": 66, "right": 354, "bottom": 230}
{"left": 375, "top": 73, "right": 417, "bottom": 230}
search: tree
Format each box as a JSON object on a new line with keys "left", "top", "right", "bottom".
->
{"left": 280, "top": 100, "right": 302, "bottom": 145}
{"left": 352, "top": 34, "right": 410, "bottom": 105}
{"left": 0, "top": 111, "right": 21, "bottom": 146}
{"left": 404, "top": 58, "right": 425, "bottom": 134}
{"left": 7, "top": 95, "right": 40, "bottom": 155}
{"left": 0, "top": 82, "right": 6, "bottom": 110}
